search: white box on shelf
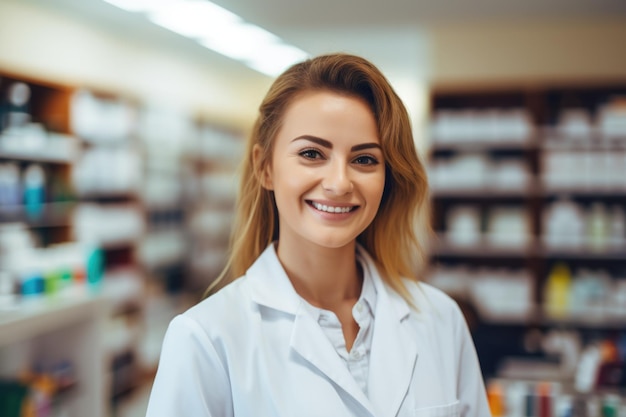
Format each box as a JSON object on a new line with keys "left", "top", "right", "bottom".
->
{"left": 72, "top": 203, "right": 145, "bottom": 247}
{"left": 138, "top": 230, "right": 187, "bottom": 269}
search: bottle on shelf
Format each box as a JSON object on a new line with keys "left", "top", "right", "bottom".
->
{"left": 2, "top": 82, "right": 31, "bottom": 132}
{"left": 0, "top": 163, "right": 21, "bottom": 208}
{"left": 608, "top": 205, "right": 625, "bottom": 249}
{"left": 0, "top": 270, "right": 17, "bottom": 309}
{"left": 587, "top": 202, "right": 609, "bottom": 252}
{"left": 22, "top": 164, "right": 46, "bottom": 219}
{"left": 544, "top": 262, "right": 572, "bottom": 318}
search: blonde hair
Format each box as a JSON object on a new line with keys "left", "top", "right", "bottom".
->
{"left": 206, "top": 53, "right": 430, "bottom": 304}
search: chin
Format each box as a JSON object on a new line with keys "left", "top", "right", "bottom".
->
{"left": 310, "top": 235, "right": 359, "bottom": 250}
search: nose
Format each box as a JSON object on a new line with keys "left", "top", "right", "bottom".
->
{"left": 321, "top": 160, "right": 353, "bottom": 195}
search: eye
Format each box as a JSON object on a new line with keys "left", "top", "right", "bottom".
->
{"left": 353, "top": 155, "right": 379, "bottom": 166}
{"left": 299, "top": 148, "right": 324, "bottom": 160}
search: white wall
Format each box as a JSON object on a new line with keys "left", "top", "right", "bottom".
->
{"left": 2, "top": 3, "right": 625, "bottom": 128}
{"left": 0, "top": 0, "right": 272, "bottom": 129}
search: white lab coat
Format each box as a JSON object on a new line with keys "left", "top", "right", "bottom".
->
{"left": 146, "top": 244, "right": 491, "bottom": 417}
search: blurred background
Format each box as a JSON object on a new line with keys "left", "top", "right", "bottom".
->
{"left": 1, "top": 0, "right": 625, "bottom": 416}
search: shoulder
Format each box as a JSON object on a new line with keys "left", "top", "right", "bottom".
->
{"left": 404, "top": 279, "right": 458, "bottom": 308}
{"left": 403, "top": 280, "right": 466, "bottom": 325}
{"left": 181, "top": 276, "right": 255, "bottom": 339}
{"left": 357, "top": 245, "right": 462, "bottom": 321}
{"left": 399, "top": 280, "right": 478, "bottom": 360}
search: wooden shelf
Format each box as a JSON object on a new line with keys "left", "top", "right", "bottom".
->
{"left": 0, "top": 201, "right": 76, "bottom": 228}
{"left": 431, "top": 237, "right": 626, "bottom": 261}
{"left": 431, "top": 139, "right": 537, "bottom": 153}
{"left": 431, "top": 239, "right": 535, "bottom": 259}
{"left": 540, "top": 187, "right": 626, "bottom": 200}
{"left": 540, "top": 128, "right": 626, "bottom": 149}
{"left": 76, "top": 191, "right": 140, "bottom": 202}
{"left": 428, "top": 81, "right": 626, "bottom": 383}
{"left": 478, "top": 308, "right": 626, "bottom": 330}
{"left": 431, "top": 186, "right": 537, "bottom": 200}
{"left": 0, "top": 148, "right": 75, "bottom": 164}
{"left": 428, "top": 83, "right": 626, "bottom": 301}
{"left": 541, "top": 245, "right": 626, "bottom": 261}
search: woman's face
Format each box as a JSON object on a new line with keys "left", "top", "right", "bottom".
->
{"left": 260, "top": 90, "right": 385, "bottom": 250}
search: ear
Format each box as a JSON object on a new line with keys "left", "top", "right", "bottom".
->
{"left": 253, "top": 144, "right": 273, "bottom": 190}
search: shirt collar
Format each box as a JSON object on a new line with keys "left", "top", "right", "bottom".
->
{"left": 248, "top": 242, "right": 407, "bottom": 321}
{"left": 356, "top": 250, "right": 377, "bottom": 317}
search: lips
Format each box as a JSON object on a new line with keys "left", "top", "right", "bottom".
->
{"left": 307, "top": 200, "right": 358, "bottom": 214}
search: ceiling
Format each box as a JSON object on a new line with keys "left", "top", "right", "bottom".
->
{"left": 211, "top": 0, "right": 626, "bottom": 28}
{"left": 14, "top": 0, "right": 626, "bottom": 112}
{"left": 20, "top": 0, "right": 626, "bottom": 78}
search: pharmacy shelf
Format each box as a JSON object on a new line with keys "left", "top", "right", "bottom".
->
{"left": 0, "top": 291, "right": 109, "bottom": 417}
{"left": 430, "top": 139, "right": 537, "bottom": 153}
{"left": 430, "top": 187, "right": 538, "bottom": 200}
{"left": 539, "top": 312, "right": 626, "bottom": 329}
{"left": 540, "top": 134, "right": 626, "bottom": 150}
{"left": 431, "top": 237, "right": 626, "bottom": 262}
{"left": 0, "top": 201, "right": 76, "bottom": 228}
{"left": 76, "top": 191, "right": 141, "bottom": 202}
{"left": 474, "top": 306, "right": 626, "bottom": 329}
{"left": 0, "top": 148, "right": 75, "bottom": 165}
{"left": 431, "top": 238, "right": 535, "bottom": 259}
{"left": 428, "top": 83, "right": 626, "bottom": 384}
{"left": 0, "top": 291, "right": 108, "bottom": 347}
{"left": 541, "top": 188, "right": 626, "bottom": 201}
{"left": 541, "top": 245, "right": 626, "bottom": 261}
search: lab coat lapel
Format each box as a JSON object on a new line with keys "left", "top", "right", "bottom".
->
{"left": 249, "top": 244, "right": 376, "bottom": 416}
{"left": 290, "top": 308, "right": 376, "bottom": 416}
{"left": 366, "top": 264, "right": 419, "bottom": 417}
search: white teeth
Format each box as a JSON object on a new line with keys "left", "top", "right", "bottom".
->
{"left": 311, "top": 202, "right": 352, "bottom": 213}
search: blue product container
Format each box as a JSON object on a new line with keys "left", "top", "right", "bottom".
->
{"left": 85, "top": 246, "right": 104, "bottom": 292}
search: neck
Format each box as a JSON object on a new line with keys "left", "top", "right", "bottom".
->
{"left": 276, "top": 240, "right": 362, "bottom": 310}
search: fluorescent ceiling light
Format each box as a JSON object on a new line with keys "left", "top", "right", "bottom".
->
{"left": 103, "top": 0, "right": 178, "bottom": 13}
{"left": 102, "top": 0, "right": 309, "bottom": 77}
{"left": 148, "top": 1, "right": 241, "bottom": 39}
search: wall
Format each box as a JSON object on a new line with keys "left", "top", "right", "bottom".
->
{"left": 0, "top": 0, "right": 272, "bottom": 129}
{"left": 428, "top": 17, "right": 626, "bottom": 86}
{"left": 3, "top": 3, "right": 626, "bottom": 132}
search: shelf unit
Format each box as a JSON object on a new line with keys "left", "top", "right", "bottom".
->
{"left": 0, "top": 292, "right": 108, "bottom": 417}
{"left": 136, "top": 106, "right": 194, "bottom": 298}
{"left": 0, "top": 71, "right": 148, "bottom": 411}
{"left": 183, "top": 123, "right": 243, "bottom": 294}
{"left": 1, "top": 69, "right": 246, "bottom": 413}
{"left": 0, "top": 73, "right": 77, "bottom": 248}
{"left": 426, "top": 83, "right": 626, "bottom": 379}
{"left": 65, "top": 86, "right": 150, "bottom": 406}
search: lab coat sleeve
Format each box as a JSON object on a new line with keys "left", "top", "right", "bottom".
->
{"left": 145, "top": 314, "right": 233, "bottom": 417}
{"left": 453, "top": 303, "right": 492, "bottom": 417}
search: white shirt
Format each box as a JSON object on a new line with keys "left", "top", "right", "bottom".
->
{"left": 146, "top": 244, "right": 491, "bottom": 417}
{"left": 299, "top": 253, "right": 377, "bottom": 395}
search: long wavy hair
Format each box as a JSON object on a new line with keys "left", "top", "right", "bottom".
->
{"left": 206, "top": 53, "right": 430, "bottom": 304}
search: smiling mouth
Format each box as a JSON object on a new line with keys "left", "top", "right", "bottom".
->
{"left": 308, "top": 201, "right": 358, "bottom": 214}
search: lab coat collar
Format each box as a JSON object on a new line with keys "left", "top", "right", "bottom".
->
{"left": 247, "top": 243, "right": 412, "bottom": 322}
{"left": 248, "top": 243, "right": 419, "bottom": 417}
{"left": 356, "top": 246, "right": 411, "bottom": 322}
{"left": 247, "top": 242, "right": 302, "bottom": 314}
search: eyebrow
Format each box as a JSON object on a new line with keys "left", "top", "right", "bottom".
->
{"left": 292, "top": 135, "right": 381, "bottom": 152}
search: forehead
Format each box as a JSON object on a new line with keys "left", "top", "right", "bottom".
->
{"left": 278, "top": 90, "right": 379, "bottom": 141}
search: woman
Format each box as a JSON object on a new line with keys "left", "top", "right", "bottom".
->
{"left": 146, "top": 53, "right": 490, "bottom": 417}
